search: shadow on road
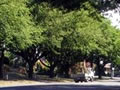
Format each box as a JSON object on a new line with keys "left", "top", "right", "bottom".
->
{"left": 1, "top": 84, "right": 120, "bottom": 90}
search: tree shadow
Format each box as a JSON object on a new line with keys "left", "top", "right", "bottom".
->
{"left": 1, "top": 84, "right": 120, "bottom": 90}
{"left": 3, "top": 70, "right": 28, "bottom": 81}
{"left": 29, "top": 0, "right": 87, "bottom": 11}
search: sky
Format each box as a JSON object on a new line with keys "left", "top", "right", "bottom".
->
{"left": 103, "top": 7, "right": 120, "bottom": 29}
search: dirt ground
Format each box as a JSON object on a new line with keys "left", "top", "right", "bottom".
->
{"left": 0, "top": 69, "right": 73, "bottom": 87}
{"left": 0, "top": 80, "right": 42, "bottom": 87}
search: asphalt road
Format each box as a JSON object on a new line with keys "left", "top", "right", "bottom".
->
{"left": 1, "top": 77, "right": 120, "bottom": 90}
{"left": 0, "top": 84, "right": 120, "bottom": 90}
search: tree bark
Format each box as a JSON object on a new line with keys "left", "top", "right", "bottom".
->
{"left": 49, "top": 65, "right": 55, "bottom": 78}
{"left": 0, "top": 50, "right": 4, "bottom": 79}
{"left": 97, "top": 60, "right": 103, "bottom": 79}
{"left": 98, "top": 65, "right": 102, "bottom": 79}
{"left": 28, "top": 62, "right": 34, "bottom": 79}
{"left": 0, "top": 59, "right": 4, "bottom": 79}
{"left": 64, "top": 67, "right": 70, "bottom": 78}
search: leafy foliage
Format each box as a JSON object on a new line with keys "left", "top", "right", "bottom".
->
{"left": 0, "top": 0, "right": 120, "bottom": 79}
{"left": 0, "top": 0, "right": 33, "bottom": 50}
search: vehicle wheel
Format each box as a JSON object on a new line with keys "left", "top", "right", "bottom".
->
{"left": 85, "top": 78, "right": 89, "bottom": 82}
{"left": 80, "top": 80, "right": 83, "bottom": 83}
{"left": 74, "top": 79, "right": 79, "bottom": 83}
{"left": 75, "top": 80, "right": 79, "bottom": 83}
{"left": 90, "top": 77, "right": 94, "bottom": 82}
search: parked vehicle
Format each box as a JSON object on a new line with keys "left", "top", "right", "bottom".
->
{"left": 74, "top": 68, "right": 94, "bottom": 82}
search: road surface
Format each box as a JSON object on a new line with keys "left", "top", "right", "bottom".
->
{"left": 1, "top": 77, "right": 120, "bottom": 90}
{"left": 0, "top": 85, "right": 120, "bottom": 90}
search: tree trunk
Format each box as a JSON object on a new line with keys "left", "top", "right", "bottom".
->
{"left": 0, "top": 50, "right": 4, "bottom": 79}
{"left": 97, "top": 60, "right": 102, "bottom": 79}
{"left": 0, "top": 59, "right": 4, "bottom": 79}
{"left": 64, "top": 64, "right": 70, "bottom": 78}
{"left": 28, "top": 62, "right": 34, "bottom": 79}
{"left": 90, "top": 59, "right": 93, "bottom": 68}
{"left": 49, "top": 65, "right": 55, "bottom": 78}
{"left": 98, "top": 66, "right": 102, "bottom": 79}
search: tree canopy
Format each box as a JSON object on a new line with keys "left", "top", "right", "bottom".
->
{"left": 0, "top": 0, "right": 120, "bottom": 79}
{"left": 0, "top": 0, "right": 34, "bottom": 50}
